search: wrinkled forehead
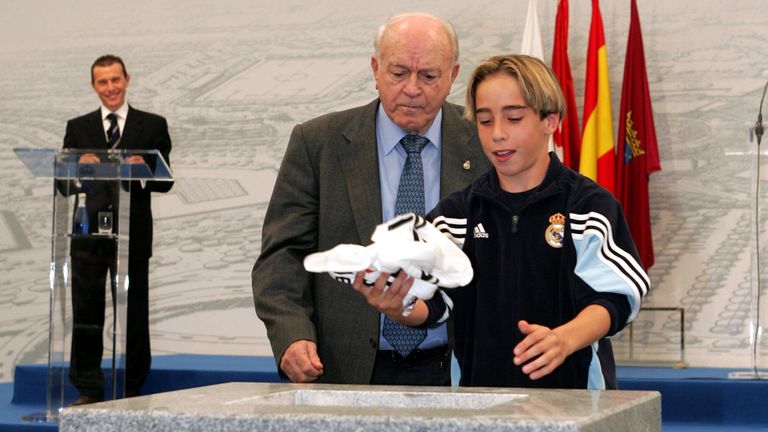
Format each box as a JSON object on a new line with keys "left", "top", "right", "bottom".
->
{"left": 379, "top": 33, "right": 453, "bottom": 71}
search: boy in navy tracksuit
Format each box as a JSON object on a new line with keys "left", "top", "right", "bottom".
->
{"left": 353, "top": 55, "right": 648, "bottom": 389}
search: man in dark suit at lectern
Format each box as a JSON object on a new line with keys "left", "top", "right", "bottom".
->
{"left": 62, "top": 54, "right": 173, "bottom": 405}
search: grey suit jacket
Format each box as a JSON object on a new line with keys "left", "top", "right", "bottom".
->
{"left": 252, "top": 99, "right": 487, "bottom": 384}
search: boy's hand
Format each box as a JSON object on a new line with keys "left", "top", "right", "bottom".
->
{"left": 512, "top": 320, "right": 570, "bottom": 381}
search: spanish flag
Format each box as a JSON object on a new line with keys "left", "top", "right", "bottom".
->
{"left": 580, "top": 0, "right": 615, "bottom": 195}
{"left": 616, "top": 0, "right": 661, "bottom": 269}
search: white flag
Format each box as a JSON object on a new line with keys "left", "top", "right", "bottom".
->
{"left": 520, "top": 0, "right": 544, "bottom": 60}
{"left": 520, "top": 0, "right": 556, "bottom": 154}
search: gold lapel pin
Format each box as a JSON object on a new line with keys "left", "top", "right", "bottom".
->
{"left": 463, "top": 160, "right": 471, "bottom": 170}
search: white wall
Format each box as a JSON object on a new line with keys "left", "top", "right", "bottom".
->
{"left": 1, "top": 0, "right": 767, "bottom": 381}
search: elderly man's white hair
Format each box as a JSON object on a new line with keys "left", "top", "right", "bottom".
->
{"left": 373, "top": 12, "right": 459, "bottom": 64}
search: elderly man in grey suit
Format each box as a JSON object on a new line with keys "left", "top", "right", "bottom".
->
{"left": 252, "top": 12, "right": 486, "bottom": 385}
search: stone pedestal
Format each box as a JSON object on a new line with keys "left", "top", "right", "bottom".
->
{"left": 60, "top": 382, "right": 660, "bottom": 431}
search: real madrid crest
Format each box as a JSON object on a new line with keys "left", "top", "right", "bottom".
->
{"left": 545, "top": 213, "right": 565, "bottom": 248}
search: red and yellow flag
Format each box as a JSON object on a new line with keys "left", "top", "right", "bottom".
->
{"left": 580, "top": 0, "right": 615, "bottom": 195}
{"left": 551, "top": 0, "right": 580, "bottom": 170}
{"left": 616, "top": 0, "right": 661, "bottom": 269}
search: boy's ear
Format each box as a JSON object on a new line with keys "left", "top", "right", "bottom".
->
{"left": 544, "top": 113, "right": 560, "bottom": 134}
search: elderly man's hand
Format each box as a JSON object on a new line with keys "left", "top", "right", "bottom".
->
{"left": 280, "top": 340, "right": 324, "bottom": 383}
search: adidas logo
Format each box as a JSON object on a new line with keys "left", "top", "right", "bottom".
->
{"left": 473, "top": 223, "right": 489, "bottom": 238}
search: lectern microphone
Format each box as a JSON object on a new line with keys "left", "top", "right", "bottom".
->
{"left": 756, "top": 79, "right": 768, "bottom": 145}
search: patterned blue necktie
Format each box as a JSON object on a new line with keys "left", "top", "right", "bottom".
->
{"left": 106, "top": 113, "right": 121, "bottom": 148}
{"left": 382, "top": 134, "right": 429, "bottom": 357}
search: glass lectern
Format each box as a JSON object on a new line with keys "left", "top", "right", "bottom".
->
{"left": 14, "top": 148, "right": 172, "bottom": 421}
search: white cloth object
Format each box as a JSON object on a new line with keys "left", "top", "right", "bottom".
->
{"left": 303, "top": 213, "right": 473, "bottom": 316}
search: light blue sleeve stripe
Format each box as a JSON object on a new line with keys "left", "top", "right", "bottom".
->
{"left": 587, "top": 342, "right": 606, "bottom": 390}
{"left": 571, "top": 214, "right": 649, "bottom": 297}
{"left": 572, "top": 233, "right": 642, "bottom": 322}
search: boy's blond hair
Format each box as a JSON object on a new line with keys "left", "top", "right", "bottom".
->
{"left": 465, "top": 54, "right": 565, "bottom": 122}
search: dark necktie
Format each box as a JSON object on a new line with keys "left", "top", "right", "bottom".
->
{"left": 106, "top": 113, "right": 121, "bottom": 148}
{"left": 382, "top": 134, "right": 429, "bottom": 357}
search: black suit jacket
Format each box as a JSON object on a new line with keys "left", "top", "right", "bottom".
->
{"left": 63, "top": 106, "right": 173, "bottom": 259}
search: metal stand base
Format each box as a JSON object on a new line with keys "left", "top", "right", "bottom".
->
{"left": 21, "top": 412, "right": 57, "bottom": 423}
{"left": 728, "top": 370, "right": 768, "bottom": 380}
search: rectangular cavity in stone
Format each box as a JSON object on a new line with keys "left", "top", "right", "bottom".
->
{"left": 231, "top": 389, "right": 527, "bottom": 410}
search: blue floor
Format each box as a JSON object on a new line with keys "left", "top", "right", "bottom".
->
{"left": 0, "top": 382, "right": 56, "bottom": 432}
{"left": 2, "top": 355, "right": 281, "bottom": 432}
{"left": 2, "top": 356, "right": 767, "bottom": 431}
{"left": 618, "top": 366, "right": 768, "bottom": 427}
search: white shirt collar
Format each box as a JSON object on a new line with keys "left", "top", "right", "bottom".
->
{"left": 100, "top": 102, "right": 128, "bottom": 120}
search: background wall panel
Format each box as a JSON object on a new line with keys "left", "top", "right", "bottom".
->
{"left": 1, "top": 0, "right": 766, "bottom": 381}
